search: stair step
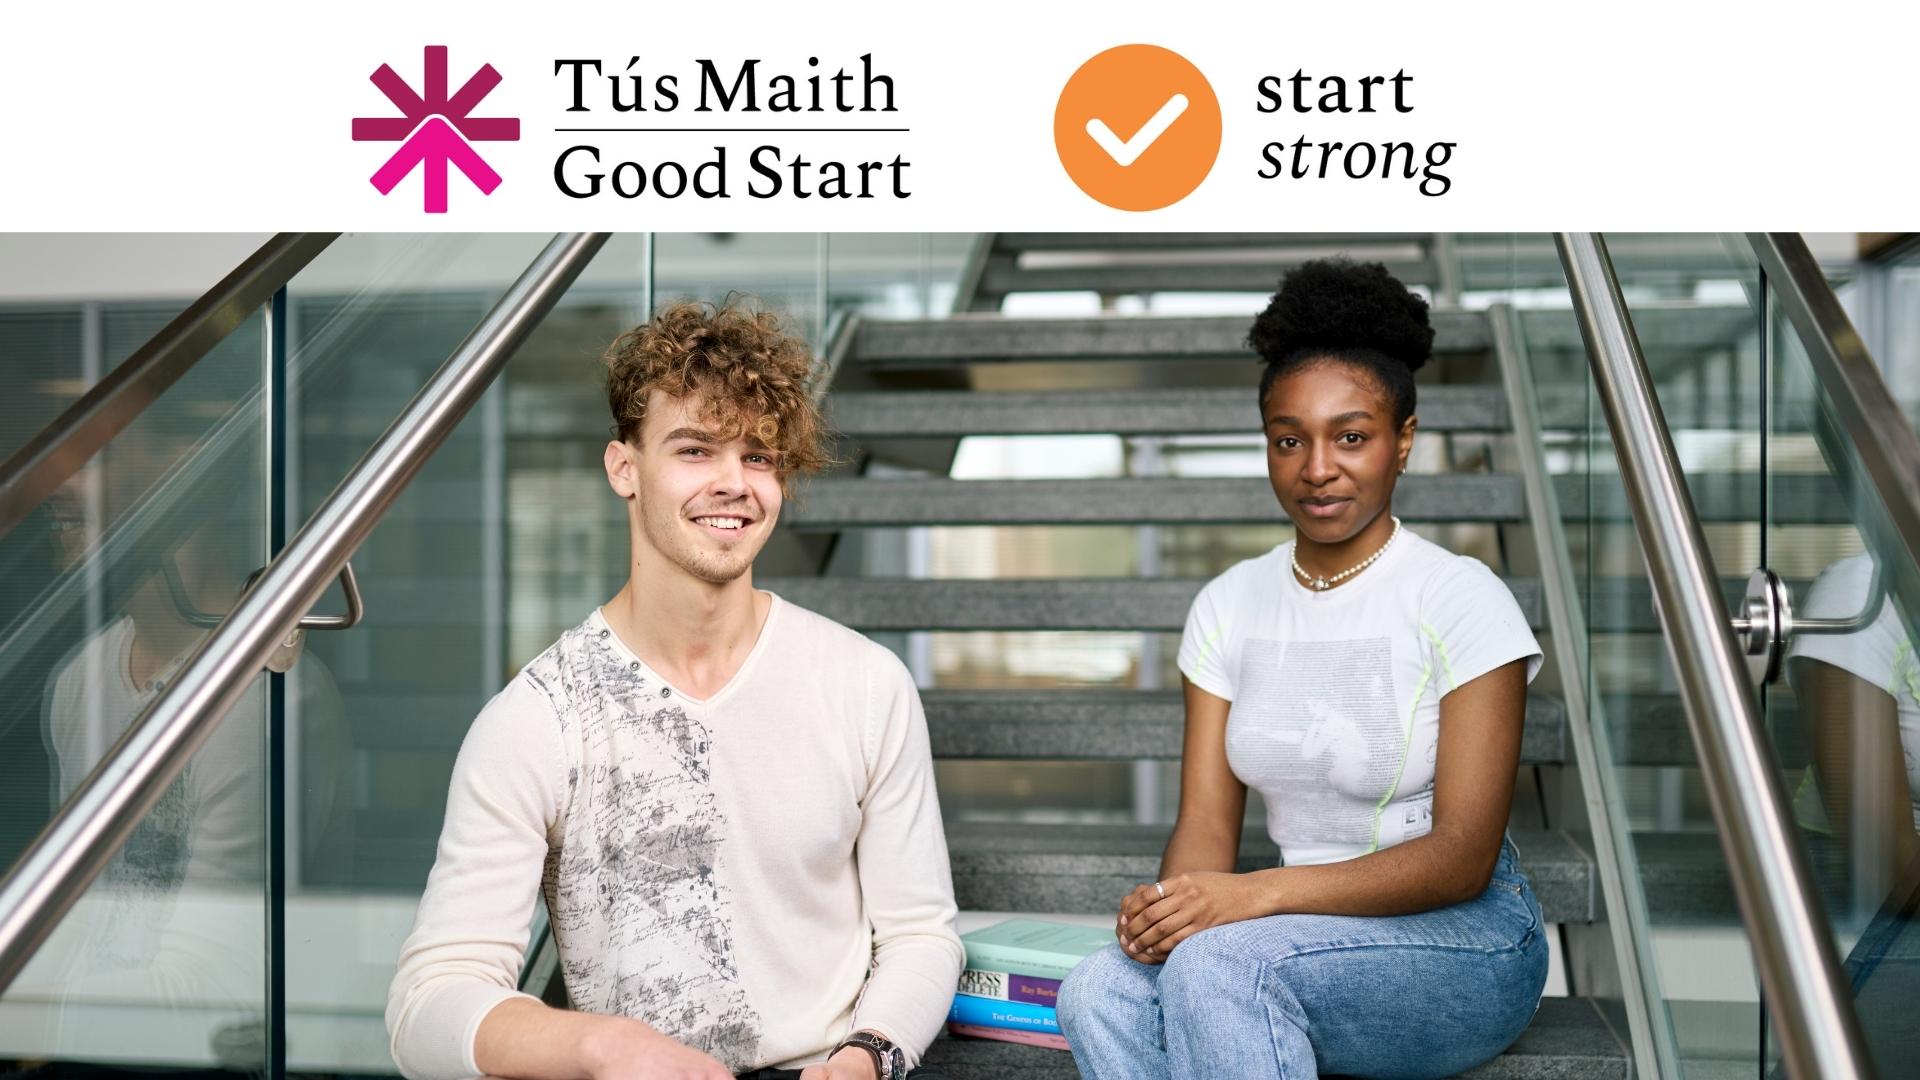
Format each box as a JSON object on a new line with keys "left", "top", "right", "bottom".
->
{"left": 945, "top": 825, "right": 1598, "bottom": 924}
{"left": 1581, "top": 576, "right": 1810, "bottom": 634}
{"left": 785, "top": 476, "right": 1524, "bottom": 528}
{"left": 759, "top": 577, "right": 1548, "bottom": 633}
{"left": 921, "top": 689, "right": 1806, "bottom": 770}
{"left": 1631, "top": 831, "right": 1740, "bottom": 925}
{"left": 851, "top": 312, "right": 1492, "bottom": 366}
{"left": 993, "top": 232, "right": 1437, "bottom": 253}
{"left": 1516, "top": 303, "right": 1754, "bottom": 352}
{"left": 762, "top": 574, "right": 1807, "bottom": 639}
{"left": 1596, "top": 694, "right": 1805, "bottom": 768}
{"left": 827, "top": 385, "right": 1510, "bottom": 437}
{"left": 919, "top": 996, "right": 1628, "bottom": 1080}
{"left": 1574, "top": 471, "right": 1849, "bottom": 524}
{"left": 923, "top": 689, "right": 1568, "bottom": 765}
{"left": 851, "top": 306, "right": 1751, "bottom": 368}
{"left": 979, "top": 259, "right": 1441, "bottom": 298}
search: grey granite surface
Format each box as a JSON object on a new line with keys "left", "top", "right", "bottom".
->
{"left": 827, "top": 385, "right": 1509, "bottom": 438}
{"left": 852, "top": 311, "right": 1492, "bottom": 365}
{"left": 921, "top": 688, "right": 1567, "bottom": 765}
{"left": 784, "top": 475, "right": 1525, "bottom": 528}
{"left": 759, "top": 577, "right": 1546, "bottom": 633}
{"left": 945, "top": 824, "right": 1597, "bottom": 925}
{"left": 918, "top": 997, "right": 1627, "bottom": 1080}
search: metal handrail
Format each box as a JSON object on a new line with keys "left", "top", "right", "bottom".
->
{"left": 0, "top": 233, "right": 338, "bottom": 541}
{"left": 0, "top": 233, "right": 609, "bottom": 994}
{"left": 1556, "top": 233, "right": 1872, "bottom": 1080}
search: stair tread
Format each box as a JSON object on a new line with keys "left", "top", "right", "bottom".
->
{"left": 978, "top": 260, "right": 1444, "bottom": 297}
{"left": 944, "top": 824, "right": 1595, "bottom": 924}
{"left": 785, "top": 475, "right": 1524, "bottom": 528}
{"left": 852, "top": 312, "right": 1492, "bottom": 364}
{"left": 851, "top": 306, "right": 1752, "bottom": 366}
{"left": 758, "top": 577, "right": 1547, "bottom": 633}
{"left": 993, "top": 232, "right": 1437, "bottom": 252}
{"left": 920, "top": 996, "right": 1627, "bottom": 1079}
{"left": 827, "top": 385, "right": 1509, "bottom": 436}
{"left": 922, "top": 688, "right": 1567, "bottom": 765}
{"left": 920, "top": 688, "right": 1807, "bottom": 769}
{"left": 945, "top": 823, "right": 1728, "bottom": 926}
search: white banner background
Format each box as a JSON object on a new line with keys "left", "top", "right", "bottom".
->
{"left": 3, "top": 0, "right": 1914, "bottom": 230}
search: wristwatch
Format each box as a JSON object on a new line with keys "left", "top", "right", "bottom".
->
{"left": 834, "top": 1029, "right": 907, "bottom": 1080}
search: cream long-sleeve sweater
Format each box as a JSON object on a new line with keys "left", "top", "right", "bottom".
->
{"left": 385, "top": 595, "right": 963, "bottom": 1079}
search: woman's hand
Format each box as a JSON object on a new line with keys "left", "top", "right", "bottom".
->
{"left": 1115, "top": 871, "right": 1266, "bottom": 963}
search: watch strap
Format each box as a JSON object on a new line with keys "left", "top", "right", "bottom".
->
{"left": 833, "top": 1030, "right": 904, "bottom": 1080}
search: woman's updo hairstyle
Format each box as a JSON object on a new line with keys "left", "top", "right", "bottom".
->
{"left": 1248, "top": 258, "right": 1434, "bottom": 426}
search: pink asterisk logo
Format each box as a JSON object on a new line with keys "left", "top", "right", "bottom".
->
{"left": 353, "top": 46, "right": 520, "bottom": 213}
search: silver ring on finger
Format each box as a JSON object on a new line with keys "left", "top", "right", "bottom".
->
{"left": 1154, "top": 880, "right": 1166, "bottom": 899}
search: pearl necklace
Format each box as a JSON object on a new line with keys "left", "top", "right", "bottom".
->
{"left": 1292, "top": 516, "right": 1402, "bottom": 591}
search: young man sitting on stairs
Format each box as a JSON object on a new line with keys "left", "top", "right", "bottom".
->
{"left": 386, "top": 299, "right": 964, "bottom": 1080}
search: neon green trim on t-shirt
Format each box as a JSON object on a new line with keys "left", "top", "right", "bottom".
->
{"left": 1190, "top": 623, "right": 1226, "bottom": 682}
{"left": 1791, "top": 768, "right": 1833, "bottom": 836}
{"left": 1421, "top": 621, "right": 1458, "bottom": 693}
{"left": 1894, "top": 639, "right": 1920, "bottom": 708}
{"left": 1372, "top": 656, "right": 1433, "bottom": 852}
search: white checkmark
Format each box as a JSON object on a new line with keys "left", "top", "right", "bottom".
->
{"left": 1085, "top": 93, "right": 1190, "bottom": 167}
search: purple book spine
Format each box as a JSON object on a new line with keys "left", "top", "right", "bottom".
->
{"left": 1009, "top": 973, "right": 1064, "bottom": 1007}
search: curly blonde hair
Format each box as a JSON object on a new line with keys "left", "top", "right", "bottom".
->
{"left": 604, "top": 297, "right": 832, "bottom": 487}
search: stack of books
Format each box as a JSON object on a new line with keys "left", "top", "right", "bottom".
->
{"left": 947, "top": 918, "right": 1111, "bottom": 1051}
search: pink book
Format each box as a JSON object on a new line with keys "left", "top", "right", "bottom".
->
{"left": 947, "top": 1021, "right": 1072, "bottom": 1052}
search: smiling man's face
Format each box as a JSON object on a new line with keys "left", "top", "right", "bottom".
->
{"left": 607, "top": 390, "right": 784, "bottom": 586}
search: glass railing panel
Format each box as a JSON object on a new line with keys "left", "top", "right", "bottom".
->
{"left": 826, "top": 233, "right": 975, "bottom": 319}
{"left": 1848, "top": 245, "right": 1920, "bottom": 437}
{"left": 1481, "top": 234, "right": 1679, "bottom": 1077}
{"left": 0, "top": 306, "right": 271, "bottom": 1076}
{"left": 273, "top": 233, "right": 573, "bottom": 1075}
{"left": 0, "top": 235, "right": 271, "bottom": 464}
{"left": 1604, "top": 235, "right": 1768, "bottom": 1074}
{"left": 0, "top": 307, "right": 84, "bottom": 465}
{"left": 1765, "top": 283, "right": 1920, "bottom": 1079}
{"left": 1877, "top": 252, "right": 1920, "bottom": 432}
{"left": 1503, "top": 233, "right": 1769, "bottom": 1076}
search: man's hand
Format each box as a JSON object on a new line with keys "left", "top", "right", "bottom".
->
{"left": 1115, "top": 871, "right": 1264, "bottom": 964}
{"left": 579, "top": 1017, "right": 734, "bottom": 1080}
{"left": 797, "top": 1045, "right": 880, "bottom": 1080}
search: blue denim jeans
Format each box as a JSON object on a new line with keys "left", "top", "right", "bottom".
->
{"left": 1055, "top": 839, "right": 1549, "bottom": 1080}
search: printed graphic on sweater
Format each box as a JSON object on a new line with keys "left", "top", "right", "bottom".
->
{"left": 525, "top": 621, "right": 762, "bottom": 1071}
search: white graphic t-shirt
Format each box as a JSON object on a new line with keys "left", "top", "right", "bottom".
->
{"left": 1178, "top": 528, "right": 1543, "bottom": 866}
{"left": 1787, "top": 552, "right": 1920, "bottom": 831}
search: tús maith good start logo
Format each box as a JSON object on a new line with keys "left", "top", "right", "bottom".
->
{"left": 353, "top": 46, "right": 520, "bottom": 213}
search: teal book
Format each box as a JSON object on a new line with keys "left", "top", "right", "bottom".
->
{"left": 960, "top": 918, "right": 1111, "bottom": 982}
{"left": 948, "top": 992, "right": 1059, "bottom": 1032}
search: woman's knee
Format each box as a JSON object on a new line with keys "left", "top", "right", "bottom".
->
{"left": 1057, "top": 943, "right": 1149, "bottom": 1031}
{"left": 1158, "top": 922, "right": 1264, "bottom": 999}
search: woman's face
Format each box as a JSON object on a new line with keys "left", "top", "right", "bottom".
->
{"left": 1261, "top": 361, "right": 1416, "bottom": 545}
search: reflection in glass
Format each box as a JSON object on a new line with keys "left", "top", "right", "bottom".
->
{"left": 0, "top": 314, "right": 272, "bottom": 1073}
{"left": 1781, "top": 553, "right": 1920, "bottom": 1072}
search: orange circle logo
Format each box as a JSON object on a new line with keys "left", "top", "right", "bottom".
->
{"left": 1054, "top": 44, "right": 1222, "bottom": 211}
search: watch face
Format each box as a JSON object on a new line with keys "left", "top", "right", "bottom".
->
{"left": 845, "top": 1032, "right": 903, "bottom": 1080}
